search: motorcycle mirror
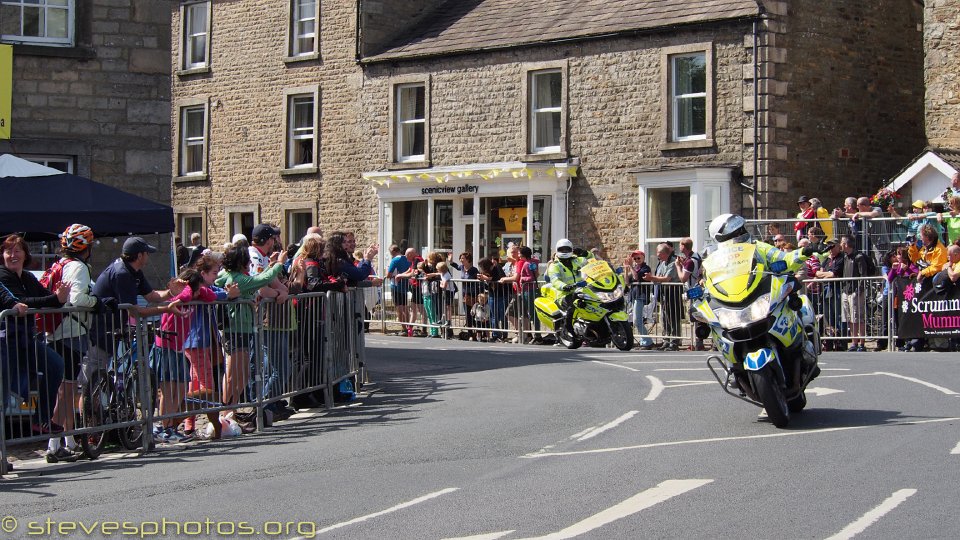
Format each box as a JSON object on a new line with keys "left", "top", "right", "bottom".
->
{"left": 769, "top": 260, "right": 787, "bottom": 273}
{"left": 576, "top": 280, "right": 587, "bottom": 287}
{"left": 687, "top": 286, "right": 704, "bottom": 300}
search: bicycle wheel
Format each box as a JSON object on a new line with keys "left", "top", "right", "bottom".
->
{"left": 79, "top": 376, "right": 112, "bottom": 459}
{"left": 118, "top": 368, "right": 157, "bottom": 451}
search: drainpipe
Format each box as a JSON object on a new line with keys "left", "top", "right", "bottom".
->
{"left": 752, "top": 17, "right": 760, "bottom": 220}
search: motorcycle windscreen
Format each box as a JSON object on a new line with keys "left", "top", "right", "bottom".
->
{"left": 579, "top": 260, "right": 617, "bottom": 290}
{"left": 703, "top": 242, "right": 763, "bottom": 301}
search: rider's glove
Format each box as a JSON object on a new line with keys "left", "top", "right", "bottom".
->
{"left": 562, "top": 284, "right": 575, "bottom": 292}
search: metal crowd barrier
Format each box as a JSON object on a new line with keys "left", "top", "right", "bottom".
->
{"left": 1, "top": 289, "right": 366, "bottom": 475}
{"left": 801, "top": 276, "right": 893, "bottom": 351}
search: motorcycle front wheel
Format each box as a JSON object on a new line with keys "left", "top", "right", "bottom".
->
{"left": 610, "top": 321, "right": 634, "bottom": 351}
{"left": 748, "top": 365, "right": 790, "bottom": 428}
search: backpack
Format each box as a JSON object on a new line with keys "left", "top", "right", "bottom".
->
{"left": 859, "top": 252, "right": 877, "bottom": 277}
{"left": 36, "top": 257, "right": 73, "bottom": 334}
{"left": 688, "top": 252, "right": 703, "bottom": 285}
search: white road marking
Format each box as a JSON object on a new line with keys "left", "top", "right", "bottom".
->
{"left": 621, "top": 360, "right": 707, "bottom": 364}
{"left": 590, "top": 360, "right": 640, "bottom": 372}
{"left": 663, "top": 381, "right": 715, "bottom": 388}
{"left": 820, "top": 374, "right": 878, "bottom": 379}
{"left": 521, "top": 417, "right": 960, "bottom": 459}
{"left": 821, "top": 368, "right": 851, "bottom": 371}
{"left": 577, "top": 411, "right": 639, "bottom": 441}
{"left": 806, "top": 387, "right": 845, "bottom": 397}
{"left": 515, "top": 479, "right": 713, "bottom": 540}
{"left": 824, "top": 489, "right": 917, "bottom": 540}
{"left": 875, "top": 372, "right": 958, "bottom": 395}
{"left": 644, "top": 375, "right": 664, "bottom": 401}
{"left": 443, "top": 532, "right": 515, "bottom": 540}
{"left": 304, "top": 487, "right": 459, "bottom": 537}
{"left": 653, "top": 368, "right": 711, "bottom": 371}
{"left": 951, "top": 440, "right": 960, "bottom": 455}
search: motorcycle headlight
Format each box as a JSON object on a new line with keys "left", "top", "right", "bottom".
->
{"left": 594, "top": 288, "right": 623, "bottom": 303}
{"left": 714, "top": 293, "right": 772, "bottom": 328}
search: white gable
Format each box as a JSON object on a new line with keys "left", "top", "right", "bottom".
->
{"left": 883, "top": 151, "right": 957, "bottom": 203}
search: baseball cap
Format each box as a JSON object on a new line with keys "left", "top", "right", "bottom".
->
{"left": 122, "top": 237, "right": 157, "bottom": 256}
{"left": 797, "top": 195, "right": 809, "bottom": 204}
{"left": 912, "top": 200, "right": 925, "bottom": 208}
{"left": 631, "top": 250, "right": 645, "bottom": 258}
{"left": 824, "top": 239, "right": 839, "bottom": 248}
{"left": 251, "top": 224, "right": 281, "bottom": 242}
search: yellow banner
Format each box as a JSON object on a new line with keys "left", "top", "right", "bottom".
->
{"left": 0, "top": 44, "right": 10, "bottom": 139}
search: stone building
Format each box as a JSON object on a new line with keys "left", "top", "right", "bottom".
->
{"left": 0, "top": 0, "right": 173, "bottom": 276}
{"left": 171, "top": 0, "right": 925, "bottom": 261}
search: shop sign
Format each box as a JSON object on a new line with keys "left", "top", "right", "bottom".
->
{"left": 420, "top": 184, "right": 479, "bottom": 196}
{"left": 897, "top": 280, "right": 960, "bottom": 338}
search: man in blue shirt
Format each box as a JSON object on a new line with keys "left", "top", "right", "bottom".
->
{"left": 386, "top": 245, "right": 414, "bottom": 335}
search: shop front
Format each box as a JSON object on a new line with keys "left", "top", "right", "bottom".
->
{"left": 364, "top": 162, "right": 577, "bottom": 265}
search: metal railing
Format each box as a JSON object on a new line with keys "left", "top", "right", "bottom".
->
{"left": 0, "top": 288, "right": 367, "bottom": 475}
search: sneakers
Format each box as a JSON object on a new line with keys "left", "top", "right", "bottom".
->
{"left": 163, "top": 427, "right": 194, "bottom": 443}
{"left": 45, "top": 447, "right": 79, "bottom": 464}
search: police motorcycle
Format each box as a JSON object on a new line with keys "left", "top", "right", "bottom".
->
{"left": 689, "top": 216, "right": 821, "bottom": 428}
{"left": 535, "top": 258, "right": 634, "bottom": 351}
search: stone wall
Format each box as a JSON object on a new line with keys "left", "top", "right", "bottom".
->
{"left": 758, "top": 0, "right": 925, "bottom": 217}
{"left": 360, "top": 24, "right": 753, "bottom": 258}
{"left": 1, "top": 0, "right": 173, "bottom": 277}
{"left": 925, "top": 0, "right": 960, "bottom": 148}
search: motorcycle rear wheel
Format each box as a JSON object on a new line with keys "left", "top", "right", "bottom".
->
{"left": 610, "top": 321, "right": 634, "bottom": 351}
{"left": 749, "top": 365, "right": 790, "bottom": 428}
{"left": 557, "top": 327, "right": 582, "bottom": 349}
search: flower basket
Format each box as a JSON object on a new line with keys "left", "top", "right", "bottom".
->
{"left": 870, "top": 188, "right": 901, "bottom": 209}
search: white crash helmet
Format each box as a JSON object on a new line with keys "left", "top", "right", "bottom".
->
{"left": 708, "top": 213, "right": 750, "bottom": 243}
{"left": 555, "top": 238, "right": 575, "bottom": 259}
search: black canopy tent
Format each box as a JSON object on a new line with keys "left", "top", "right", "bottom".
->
{"left": 0, "top": 173, "right": 174, "bottom": 238}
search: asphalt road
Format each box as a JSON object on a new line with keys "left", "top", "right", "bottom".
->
{"left": 1, "top": 337, "right": 959, "bottom": 540}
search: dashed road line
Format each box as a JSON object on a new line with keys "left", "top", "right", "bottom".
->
{"left": 514, "top": 479, "right": 713, "bottom": 540}
{"left": 590, "top": 360, "right": 640, "bottom": 372}
{"left": 298, "top": 487, "right": 458, "bottom": 538}
{"left": 644, "top": 376, "right": 664, "bottom": 401}
{"left": 874, "top": 372, "right": 958, "bottom": 395}
{"left": 951, "top": 440, "right": 960, "bottom": 455}
{"left": 576, "top": 411, "right": 639, "bottom": 441}
{"left": 824, "top": 489, "right": 917, "bottom": 540}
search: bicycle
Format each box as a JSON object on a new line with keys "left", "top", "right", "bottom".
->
{"left": 78, "top": 325, "right": 161, "bottom": 459}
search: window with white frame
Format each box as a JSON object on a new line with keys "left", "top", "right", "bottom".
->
{"left": 228, "top": 211, "right": 254, "bottom": 241}
{"left": 23, "top": 155, "right": 72, "bottom": 173}
{"left": 287, "top": 94, "right": 315, "bottom": 168}
{"left": 178, "top": 213, "right": 203, "bottom": 245}
{"left": 0, "top": 0, "right": 73, "bottom": 46}
{"left": 182, "top": 1, "right": 210, "bottom": 70}
{"left": 395, "top": 83, "right": 426, "bottom": 163}
{"left": 529, "top": 69, "right": 562, "bottom": 154}
{"left": 290, "top": 0, "right": 316, "bottom": 57}
{"left": 285, "top": 209, "right": 313, "bottom": 244}
{"left": 179, "top": 105, "right": 207, "bottom": 176}
{"left": 670, "top": 52, "right": 707, "bottom": 141}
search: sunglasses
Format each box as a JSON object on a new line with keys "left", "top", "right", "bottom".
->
{"left": 557, "top": 247, "right": 573, "bottom": 253}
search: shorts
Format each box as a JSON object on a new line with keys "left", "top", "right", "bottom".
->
{"left": 841, "top": 291, "right": 863, "bottom": 324}
{"left": 391, "top": 286, "right": 408, "bottom": 306}
{"left": 223, "top": 332, "right": 253, "bottom": 353}
{"left": 148, "top": 345, "right": 191, "bottom": 383}
{"left": 442, "top": 290, "right": 456, "bottom": 308}
{"left": 51, "top": 336, "right": 87, "bottom": 382}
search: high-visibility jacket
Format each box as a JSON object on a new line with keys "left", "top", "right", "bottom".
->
{"left": 546, "top": 256, "right": 589, "bottom": 294}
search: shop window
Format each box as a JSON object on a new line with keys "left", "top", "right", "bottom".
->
{"left": 433, "top": 200, "right": 453, "bottom": 255}
{"left": 181, "top": 1, "right": 210, "bottom": 71}
{"left": 0, "top": 0, "right": 74, "bottom": 46}
{"left": 394, "top": 83, "right": 426, "bottom": 163}
{"left": 289, "top": 0, "right": 316, "bottom": 57}
{"left": 286, "top": 93, "right": 316, "bottom": 169}
{"left": 390, "top": 200, "right": 427, "bottom": 254}
{"left": 529, "top": 69, "right": 562, "bottom": 154}
{"left": 178, "top": 103, "right": 208, "bottom": 177}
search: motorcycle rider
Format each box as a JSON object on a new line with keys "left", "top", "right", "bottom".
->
{"left": 545, "top": 238, "right": 590, "bottom": 334}
{"left": 708, "top": 213, "right": 819, "bottom": 273}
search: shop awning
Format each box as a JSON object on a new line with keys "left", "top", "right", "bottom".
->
{"left": 363, "top": 161, "right": 579, "bottom": 188}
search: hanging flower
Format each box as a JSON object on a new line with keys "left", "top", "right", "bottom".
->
{"left": 870, "top": 187, "right": 901, "bottom": 209}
